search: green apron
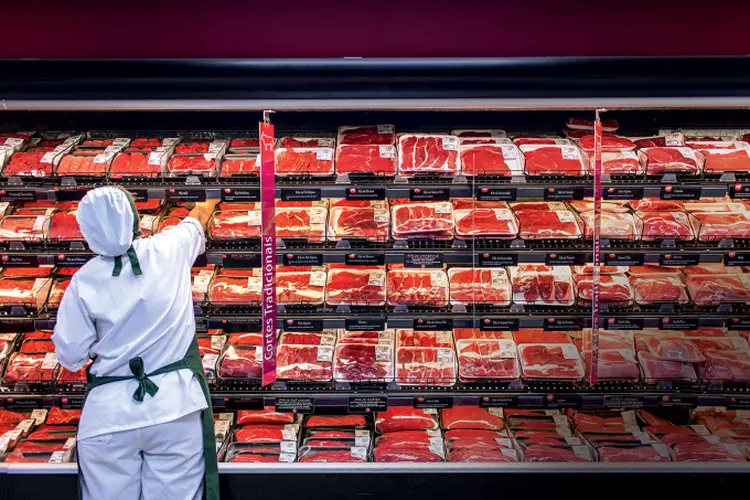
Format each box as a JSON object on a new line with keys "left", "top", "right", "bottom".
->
{"left": 77, "top": 337, "right": 220, "bottom": 500}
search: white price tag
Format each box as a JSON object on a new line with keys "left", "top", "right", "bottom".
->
{"left": 280, "top": 441, "right": 297, "bottom": 453}
{"left": 441, "top": 136, "right": 459, "bottom": 151}
{"left": 42, "top": 352, "right": 58, "bottom": 369}
{"left": 93, "top": 151, "right": 114, "bottom": 164}
{"left": 147, "top": 151, "right": 164, "bottom": 166}
{"left": 140, "top": 215, "right": 158, "bottom": 232}
{"left": 48, "top": 451, "right": 66, "bottom": 464}
{"left": 282, "top": 425, "right": 298, "bottom": 441}
{"left": 247, "top": 276, "right": 262, "bottom": 291}
{"left": 621, "top": 411, "right": 638, "bottom": 427}
{"left": 203, "top": 153, "right": 218, "bottom": 161}
{"left": 30, "top": 409, "right": 47, "bottom": 426}
{"left": 435, "top": 331, "right": 451, "bottom": 344}
{"left": 202, "top": 354, "right": 219, "bottom": 371}
{"left": 500, "top": 448, "right": 518, "bottom": 460}
{"left": 651, "top": 444, "right": 671, "bottom": 458}
{"left": 487, "top": 408, "right": 504, "bottom": 417}
{"left": 40, "top": 152, "right": 57, "bottom": 164}
{"left": 500, "top": 145, "right": 518, "bottom": 159}
{"left": 544, "top": 410, "right": 559, "bottom": 416}
{"left": 309, "top": 272, "right": 326, "bottom": 287}
{"left": 703, "top": 435, "right": 721, "bottom": 444}
{"left": 247, "top": 210, "right": 262, "bottom": 226}
{"left": 255, "top": 347, "right": 263, "bottom": 362}
{"left": 0, "top": 436, "right": 9, "bottom": 455}
{"left": 16, "top": 419, "right": 34, "bottom": 433}
{"left": 354, "top": 436, "right": 371, "bottom": 447}
{"left": 372, "top": 209, "right": 389, "bottom": 223}
{"left": 355, "top": 429, "right": 371, "bottom": 438}
{"left": 724, "top": 444, "right": 743, "bottom": 456}
{"left": 208, "top": 140, "right": 226, "bottom": 152}
{"left": 63, "top": 437, "right": 76, "bottom": 449}
{"left": 377, "top": 125, "right": 395, "bottom": 135}
{"left": 554, "top": 139, "right": 572, "bottom": 145}
{"left": 434, "top": 202, "right": 452, "bottom": 214}
{"left": 553, "top": 415, "right": 570, "bottom": 428}
{"left": 564, "top": 437, "right": 582, "bottom": 446}
{"left": 279, "top": 452, "right": 296, "bottom": 463}
{"left": 560, "top": 344, "right": 580, "bottom": 360}
{"left": 665, "top": 133, "right": 684, "bottom": 146}
{"left": 555, "top": 211, "right": 576, "bottom": 224}
{"left": 491, "top": 270, "right": 510, "bottom": 288}
{"left": 350, "top": 446, "right": 368, "bottom": 460}
{"left": 426, "top": 429, "right": 441, "bottom": 437}
{"left": 561, "top": 146, "right": 580, "bottom": 160}
{"left": 4, "top": 138, "right": 24, "bottom": 147}
{"left": 309, "top": 209, "right": 327, "bottom": 225}
{"left": 319, "top": 334, "right": 337, "bottom": 346}
{"left": 4, "top": 429, "right": 23, "bottom": 441}
{"left": 632, "top": 431, "right": 654, "bottom": 444}
{"left": 436, "top": 348, "right": 454, "bottom": 365}
{"left": 214, "top": 420, "right": 230, "bottom": 439}
{"left": 112, "top": 138, "right": 130, "bottom": 147}
{"left": 379, "top": 145, "right": 395, "bottom": 158}
{"left": 32, "top": 216, "right": 46, "bottom": 233}
{"left": 375, "top": 345, "right": 392, "bottom": 361}
{"left": 316, "top": 148, "right": 334, "bottom": 161}
{"left": 368, "top": 271, "right": 385, "bottom": 287}
{"left": 572, "top": 446, "right": 591, "bottom": 460}
{"left": 62, "top": 135, "right": 82, "bottom": 147}
{"left": 317, "top": 345, "right": 334, "bottom": 362}
{"left": 495, "top": 438, "right": 513, "bottom": 448}
{"left": 498, "top": 341, "right": 517, "bottom": 359}
{"left": 162, "top": 138, "right": 180, "bottom": 147}
{"left": 422, "top": 408, "right": 438, "bottom": 415}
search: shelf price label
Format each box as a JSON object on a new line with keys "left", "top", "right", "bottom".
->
{"left": 659, "top": 316, "right": 700, "bottom": 331}
{"left": 475, "top": 187, "right": 517, "bottom": 202}
{"left": 729, "top": 183, "right": 750, "bottom": 199}
{"left": 660, "top": 185, "right": 701, "bottom": 200}
{"left": 602, "top": 187, "right": 644, "bottom": 200}
{"left": 543, "top": 187, "right": 584, "bottom": 201}
{"left": 543, "top": 318, "right": 581, "bottom": 332}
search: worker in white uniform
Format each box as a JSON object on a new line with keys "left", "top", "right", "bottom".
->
{"left": 52, "top": 186, "right": 220, "bottom": 500}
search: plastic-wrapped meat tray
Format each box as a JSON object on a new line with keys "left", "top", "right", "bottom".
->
{"left": 298, "top": 447, "right": 368, "bottom": 463}
{"left": 338, "top": 125, "right": 395, "bottom": 145}
{"left": 397, "top": 134, "right": 460, "bottom": 176}
{"left": 305, "top": 415, "right": 368, "bottom": 428}
{"left": 395, "top": 346, "right": 456, "bottom": 386}
{"left": 220, "top": 155, "right": 259, "bottom": 177}
{"left": 637, "top": 211, "right": 695, "bottom": 241}
{"left": 274, "top": 147, "right": 335, "bottom": 176}
{"left": 208, "top": 273, "right": 261, "bottom": 305}
{"left": 333, "top": 342, "right": 394, "bottom": 382}
{"left": 328, "top": 203, "right": 389, "bottom": 242}
{"left": 597, "top": 445, "right": 671, "bottom": 462}
{"left": 456, "top": 339, "right": 520, "bottom": 381}
{"left": 521, "top": 444, "right": 592, "bottom": 462}
{"left": 325, "top": 268, "right": 386, "bottom": 307}
{"left": 637, "top": 351, "right": 697, "bottom": 383}
{"left": 275, "top": 205, "right": 327, "bottom": 243}
{"left": 574, "top": 274, "right": 634, "bottom": 306}
{"left": 276, "top": 344, "right": 333, "bottom": 381}
{"left": 2, "top": 353, "right": 58, "bottom": 384}
{"left": 672, "top": 443, "right": 746, "bottom": 462}
{"left": 517, "top": 344, "right": 585, "bottom": 381}
{"left": 386, "top": 269, "right": 449, "bottom": 307}
{"left": 685, "top": 274, "right": 750, "bottom": 306}
{"left": 374, "top": 408, "right": 439, "bottom": 433}
{"left": 692, "top": 212, "right": 750, "bottom": 241}
{"left": 208, "top": 210, "right": 261, "bottom": 240}
{"left": 459, "top": 143, "right": 523, "bottom": 177}
{"left": 579, "top": 211, "right": 640, "bottom": 240}
{"left": 699, "top": 350, "right": 750, "bottom": 382}
{"left": 168, "top": 156, "right": 216, "bottom": 176}
{"left": 513, "top": 209, "right": 582, "bottom": 240}
{"left": 585, "top": 349, "right": 639, "bottom": 381}
{"left": 277, "top": 269, "right": 326, "bottom": 305}
{"left": 509, "top": 266, "right": 575, "bottom": 306}
{"left": 3, "top": 152, "right": 56, "bottom": 177}
{"left": 642, "top": 336, "right": 704, "bottom": 363}
{"left": 56, "top": 362, "right": 90, "bottom": 385}
{"left": 335, "top": 144, "right": 397, "bottom": 176}
{"left": 110, "top": 151, "right": 160, "bottom": 178}
{"left": 277, "top": 137, "right": 334, "bottom": 148}
{"left": 0, "top": 277, "right": 50, "bottom": 309}
{"left": 629, "top": 275, "right": 690, "bottom": 305}
{"left": 234, "top": 425, "right": 298, "bottom": 444}
{"left": 55, "top": 153, "right": 107, "bottom": 177}
{"left": 440, "top": 407, "right": 504, "bottom": 430}
{"left": 448, "top": 268, "right": 511, "bottom": 306}
{"left": 47, "top": 211, "right": 83, "bottom": 241}
{"left": 218, "top": 345, "right": 261, "bottom": 380}
{"left": 391, "top": 202, "right": 454, "bottom": 238}
{"left": 453, "top": 207, "right": 519, "bottom": 238}
{"left": 643, "top": 147, "right": 702, "bottom": 175}
{"left": 395, "top": 329, "right": 453, "bottom": 348}
{"left": 237, "top": 407, "right": 296, "bottom": 426}
{"left": 694, "top": 143, "right": 750, "bottom": 174}
{"left": 519, "top": 144, "right": 587, "bottom": 177}
{"left": 0, "top": 215, "right": 48, "bottom": 242}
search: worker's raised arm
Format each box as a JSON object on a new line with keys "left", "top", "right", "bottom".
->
{"left": 189, "top": 199, "right": 220, "bottom": 230}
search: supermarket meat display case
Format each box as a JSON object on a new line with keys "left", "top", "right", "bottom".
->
{"left": 1, "top": 57, "right": 750, "bottom": 498}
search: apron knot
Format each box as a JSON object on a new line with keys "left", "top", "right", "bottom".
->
{"left": 128, "top": 357, "right": 159, "bottom": 402}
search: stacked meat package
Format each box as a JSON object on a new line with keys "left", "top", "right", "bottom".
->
{"left": 441, "top": 407, "right": 516, "bottom": 462}
{"left": 0, "top": 408, "right": 77, "bottom": 463}
{"left": 374, "top": 408, "right": 444, "bottom": 462}
{"left": 298, "top": 415, "right": 371, "bottom": 463}
{"left": 224, "top": 407, "right": 300, "bottom": 463}
{"left": 506, "top": 409, "right": 593, "bottom": 462}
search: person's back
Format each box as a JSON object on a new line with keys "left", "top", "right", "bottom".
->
{"left": 52, "top": 187, "right": 220, "bottom": 500}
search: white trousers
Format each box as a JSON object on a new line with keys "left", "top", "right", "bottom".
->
{"left": 77, "top": 411, "right": 205, "bottom": 500}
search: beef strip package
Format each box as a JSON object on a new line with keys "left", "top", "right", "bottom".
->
{"left": 374, "top": 408, "right": 439, "bottom": 434}
{"left": 448, "top": 268, "right": 512, "bottom": 307}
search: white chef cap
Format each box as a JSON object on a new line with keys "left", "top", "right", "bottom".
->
{"left": 77, "top": 187, "right": 142, "bottom": 276}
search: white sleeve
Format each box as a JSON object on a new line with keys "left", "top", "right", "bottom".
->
{"left": 153, "top": 216, "right": 206, "bottom": 264}
{"left": 52, "top": 278, "right": 97, "bottom": 372}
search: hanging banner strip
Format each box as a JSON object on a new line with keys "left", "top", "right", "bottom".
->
{"left": 590, "top": 109, "right": 606, "bottom": 386}
{"left": 260, "top": 116, "right": 277, "bottom": 386}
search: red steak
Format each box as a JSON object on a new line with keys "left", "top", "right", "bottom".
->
{"left": 398, "top": 135, "right": 459, "bottom": 175}
{"left": 336, "top": 144, "right": 397, "bottom": 175}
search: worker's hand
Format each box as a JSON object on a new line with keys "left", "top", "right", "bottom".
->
{"left": 189, "top": 199, "right": 220, "bottom": 230}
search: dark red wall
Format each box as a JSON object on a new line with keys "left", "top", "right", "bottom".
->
{"left": 3, "top": 1, "right": 749, "bottom": 58}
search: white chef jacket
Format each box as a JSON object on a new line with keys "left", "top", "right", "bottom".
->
{"left": 52, "top": 217, "right": 208, "bottom": 441}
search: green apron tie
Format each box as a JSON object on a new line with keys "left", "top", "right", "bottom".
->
{"left": 111, "top": 188, "right": 144, "bottom": 277}
{"left": 77, "top": 336, "right": 219, "bottom": 500}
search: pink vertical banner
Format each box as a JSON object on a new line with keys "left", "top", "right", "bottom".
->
{"left": 590, "top": 111, "right": 604, "bottom": 386}
{"left": 260, "top": 119, "right": 277, "bottom": 386}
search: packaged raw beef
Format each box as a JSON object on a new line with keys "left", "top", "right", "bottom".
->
{"left": 0, "top": 215, "right": 49, "bottom": 242}
{"left": 694, "top": 142, "right": 750, "bottom": 174}
{"left": 637, "top": 351, "right": 697, "bottom": 383}
{"left": 681, "top": 198, "right": 747, "bottom": 213}
{"left": 337, "top": 329, "right": 395, "bottom": 345}
{"left": 277, "top": 268, "right": 327, "bottom": 305}
{"left": 208, "top": 272, "right": 261, "bottom": 305}
{"left": 207, "top": 210, "right": 261, "bottom": 240}
{"left": 456, "top": 339, "right": 520, "bottom": 381}
{"left": 277, "top": 137, "right": 334, "bottom": 148}
{"left": 395, "top": 346, "right": 457, "bottom": 386}
{"left": 453, "top": 328, "right": 513, "bottom": 341}
{"left": 643, "top": 147, "right": 702, "bottom": 175}
{"left": 681, "top": 263, "right": 743, "bottom": 276}
{"left": 56, "top": 153, "right": 107, "bottom": 177}
{"left": 595, "top": 149, "right": 645, "bottom": 175}
{"left": 328, "top": 203, "right": 389, "bottom": 242}
{"left": 228, "top": 332, "right": 262, "bottom": 346}
{"left": 597, "top": 445, "right": 671, "bottom": 462}
{"left": 220, "top": 155, "right": 260, "bottom": 176}
{"left": 453, "top": 206, "right": 519, "bottom": 238}
{"left": 448, "top": 447, "right": 517, "bottom": 462}
{"left": 513, "top": 329, "right": 574, "bottom": 345}
{"left": 276, "top": 344, "right": 333, "bottom": 381}
{"left": 395, "top": 330, "right": 453, "bottom": 348}
{"left": 45, "top": 407, "right": 81, "bottom": 425}
{"left": 157, "top": 216, "right": 182, "bottom": 233}
{"left": 338, "top": 125, "right": 395, "bottom": 145}
{"left": 374, "top": 446, "right": 441, "bottom": 462}
{"left": 218, "top": 345, "right": 261, "bottom": 380}
{"left": 397, "top": 134, "right": 460, "bottom": 176}
{"left": 386, "top": 268, "right": 449, "bottom": 307}
{"left": 275, "top": 147, "right": 335, "bottom": 177}
{"left": 440, "top": 407, "right": 504, "bottom": 431}
{"left": 673, "top": 442, "right": 746, "bottom": 462}
{"left": 234, "top": 425, "right": 298, "bottom": 444}
{"left": 275, "top": 204, "right": 327, "bottom": 243}
{"left": 699, "top": 350, "right": 750, "bottom": 382}
{"left": 47, "top": 210, "right": 84, "bottom": 241}
{"left": 629, "top": 275, "right": 689, "bottom": 305}
{"left": 333, "top": 342, "right": 394, "bottom": 383}
{"left": 129, "top": 138, "right": 161, "bottom": 148}
{"left": 578, "top": 211, "right": 640, "bottom": 240}
{"left": 513, "top": 208, "right": 582, "bottom": 240}
{"left": 519, "top": 144, "right": 587, "bottom": 177}
{"left": 687, "top": 336, "right": 749, "bottom": 353}
{"left": 237, "top": 407, "right": 296, "bottom": 426}
{"left": 45, "top": 278, "right": 71, "bottom": 309}
{"left": 581, "top": 330, "right": 634, "bottom": 353}
{"left": 448, "top": 268, "right": 511, "bottom": 306}
{"left": 168, "top": 156, "right": 217, "bottom": 176}
{"left": 2, "top": 352, "right": 58, "bottom": 384}
{"left": 325, "top": 268, "right": 386, "bottom": 307}
{"left": 278, "top": 331, "right": 337, "bottom": 347}
{"left": 686, "top": 274, "right": 750, "bottom": 305}
{"left": 459, "top": 143, "right": 523, "bottom": 177}
{"left": 585, "top": 349, "right": 640, "bottom": 381}
{"left": 517, "top": 343, "right": 585, "bottom": 381}
{"left": 335, "top": 144, "right": 397, "bottom": 176}
{"left": 642, "top": 336, "right": 704, "bottom": 363}
{"left": 574, "top": 274, "right": 634, "bottom": 306}
{"left": 512, "top": 137, "right": 570, "bottom": 146}
{"left": 110, "top": 151, "right": 160, "bottom": 178}
{"left": 305, "top": 415, "right": 368, "bottom": 428}
{"left": 521, "top": 443, "right": 592, "bottom": 462}
{"left": 573, "top": 265, "right": 628, "bottom": 275}
{"left": 637, "top": 211, "right": 695, "bottom": 241}
{"left": 578, "top": 135, "right": 635, "bottom": 151}
{"left": 391, "top": 202, "right": 454, "bottom": 238}
{"left": 2, "top": 151, "right": 55, "bottom": 177}
{"left": 0, "top": 277, "right": 50, "bottom": 309}
{"left": 628, "top": 199, "right": 684, "bottom": 211}
{"left": 175, "top": 141, "right": 212, "bottom": 154}
{"left": 509, "top": 266, "right": 575, "bottom": 306}
{"left": 692, "top": 212, "right": 750, "bottom": 241}
{"left": 569, "top": 200, "right": 630, "bottom": 214}
{"left": 374, "top": 408, "right": 439, "bottom": 434}
{"left": 56, "top": 362, "right": 90, "bottom": 385}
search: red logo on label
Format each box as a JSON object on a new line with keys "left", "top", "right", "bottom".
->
{"left": 548, "top": 188, "right": 556, "bottom": 193}
{"left": 608, "top": 318, "right": 615, "bottom": 324}
{"left": 61, "top": 398, "right": 69, "bottom": 404}
{"left": 57, "top": 254, "right": 65, "bottom": 261}
{"left": 413, "top": 189, "right": 421, "bottom": 194}
{"left": 733, "top": 318, "right": 740, "bottom": 323}
{"left": 549, "top": 254, "right": 557, "bottom": 259}
{"left": 350, "top": 188, "right": 357, "bottom": 194}
{"left": 483, "top": 253, "right": 490, "bottom": 258}
{"left": 548, "top": 318, "right": 555, "bottom": 323}
{"left": 608, "top": 253, "right": 616, "bottom": 259}
{"left": 224, "top": 189, "right": 231, "bottom": 194}
{"left": 665, "top": 255, "right": 672, "bottom": 260}
{"left": 484, "top": 319, "right": 491, "bottom": 324}
{"left": 665, "top": 185, "right": 673, "bottom": 193}
{"left": 287, "top": 254, "right": 294, "bottom": 259}
{"left": 735, "top": 184, "right": 744, "bottom": 191}
{"left": 1, "top": 255, "right": 8, "bottom": 262}
{"left": 729, "top": 251, "right": 737, "bottom": 258}
{"left": 417, "top": 319, "right": 424, "bottom": 324}
{"left": 349, "top": 254, "right": 356, "bottom": 259}
{"left": 546, "top": 394, "right": 555, "bottom": 402}
{"left": 662, "top": 395, "right": 670, "bottom": 402}
{"left": 0, "top": 191, "right": 5, "bottom": 196}
{"left": 481, "top": 188, "right": 489, "bottom": 193}
{"left": 6, "top": 397, "right": 13, "bottom": 404}
{"left": 286, "top": 320, "right": 294, "bottom": 325}
{"left": 607, "top": 188, "right": 615, "bottom": 193}
{"left": 662, "top": 317, "right": 670, "bottom": 324}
